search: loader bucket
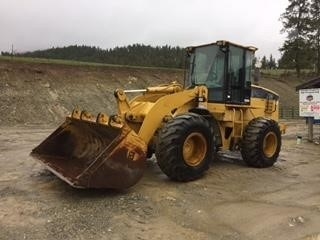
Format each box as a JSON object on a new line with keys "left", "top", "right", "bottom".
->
{"left": 31, "top": 118, "right": 147, "bottom": 189}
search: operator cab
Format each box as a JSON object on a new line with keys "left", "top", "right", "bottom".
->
{"left": 186, "top": 40, "right": 257, "bottom": 104}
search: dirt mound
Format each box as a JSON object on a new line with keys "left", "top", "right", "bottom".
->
{"left": 0, "top": 60, "right": 183, "bottom": 126}
{"left": 0, "top": 59, "right": 301, "bottom": 126}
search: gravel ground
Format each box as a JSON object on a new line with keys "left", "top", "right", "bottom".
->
{"left": 0, "top": 121, "right": 320, "bottom": 240}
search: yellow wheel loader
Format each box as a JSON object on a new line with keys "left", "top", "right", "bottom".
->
{"left": 31, "top": 40, "right": 285, "bottom": 189}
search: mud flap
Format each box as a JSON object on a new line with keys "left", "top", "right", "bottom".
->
{"left": 31, "top": 118, "right": 147, "bottom": 189}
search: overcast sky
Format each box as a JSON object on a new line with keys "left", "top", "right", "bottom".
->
{"left": 1, "top": 0, "right": 288, "bottom": 59}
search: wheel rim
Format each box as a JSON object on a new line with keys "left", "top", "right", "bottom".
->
{"left": 263, "top": 132, "right": 277, "bottom": 158}
{"left": 183, "top": 132, "right": 207, "bottom": 167}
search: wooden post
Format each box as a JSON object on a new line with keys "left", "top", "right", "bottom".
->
{"left": 307, "top": 117, "right": 314, "bottom": 142}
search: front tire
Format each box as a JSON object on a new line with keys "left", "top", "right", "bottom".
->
{"left": 241, "top": 117, "right": 281, "bottom": 168}
{"left": 155, "top": 113, "right": 212, "bottom": 181}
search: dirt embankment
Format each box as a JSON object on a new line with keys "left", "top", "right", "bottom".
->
{"left": 0, "top": 60, "right": 183, "bottom": 126}
{"left": 258, "top": 75, "right": 303, "bottom": 107}
{"left": 0, "top": 59, "right": 305, "bottom": 127}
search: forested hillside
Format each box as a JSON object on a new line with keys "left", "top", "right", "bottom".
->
{"left": 1, "top": 44, "right": 186, "bottom": 69}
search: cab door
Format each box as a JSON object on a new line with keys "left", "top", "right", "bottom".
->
{"left": 226, "top": 46, "right": 251, "bottom": 104}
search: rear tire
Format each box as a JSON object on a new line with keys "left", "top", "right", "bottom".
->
{"left": 155, "top": 113, "right": 212, "bottom": 181}
{"left": 241, "top": 117, "right": 281, "bottom": 168}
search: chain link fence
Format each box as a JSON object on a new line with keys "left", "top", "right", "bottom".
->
{"left": 279, "top": 106, "right": 300, "bottom": 119}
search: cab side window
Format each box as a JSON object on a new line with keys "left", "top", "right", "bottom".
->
{"left": 228, "top": 46, "right": 244, "bottom": 102}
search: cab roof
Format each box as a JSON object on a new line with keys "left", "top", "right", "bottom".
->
{"left": 187, "top": 40, "right": 258, "bottom": 53}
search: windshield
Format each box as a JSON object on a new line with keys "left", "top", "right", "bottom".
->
{"left": 188, "top": 45, "right": 225, "bottom": 88}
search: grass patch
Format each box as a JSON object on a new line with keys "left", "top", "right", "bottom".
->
{"left": 0, "top": 55, "right": 183, "bottom": 71}
{"left": 261, "top": 68, "right": 316, "bottom": 78}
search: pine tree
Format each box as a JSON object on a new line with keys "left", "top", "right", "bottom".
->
{"left": 310, "top": 0, "right": 320, "bottom": 74}
{"left": 261, "top": 56, "right": 268, "bottom": 69}
{"left": 268, "top": 54, "right": 277, "bottom": 69}
{"left": 280, "top": 0, "right": 310, "bottom": 76}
